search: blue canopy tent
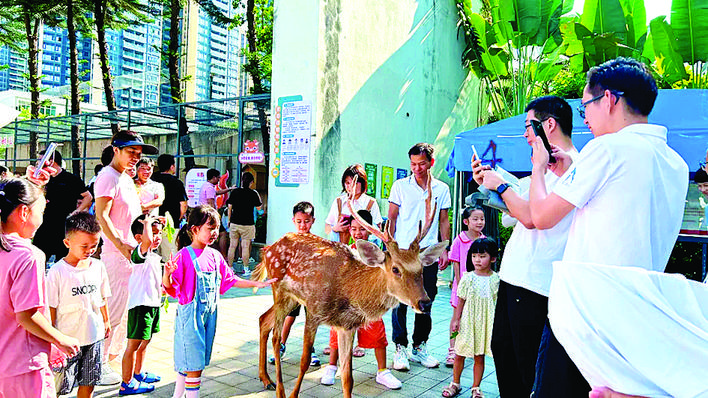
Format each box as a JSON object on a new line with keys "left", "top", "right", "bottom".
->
{"left": 446, "top": 89, "right": 708, "bottom": 176}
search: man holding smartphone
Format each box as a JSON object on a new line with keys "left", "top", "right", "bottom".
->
{"left": 473, "top": 96, "right": 578, "bottom": 398}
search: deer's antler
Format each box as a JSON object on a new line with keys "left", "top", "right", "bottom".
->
{"left": 347, "top": 176, "right": 390, "bottom": 243}
{"left": 411, "top": 170, "right": 438, "bottom": 247}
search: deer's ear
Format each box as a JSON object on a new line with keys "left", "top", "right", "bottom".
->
{"left": 419, "top": 241, "right": 448, "bottom": 265}
{"left": 356, "top": 240, "right": 385, "bottom": 267}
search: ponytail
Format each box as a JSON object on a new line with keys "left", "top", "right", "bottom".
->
{"left": 0, "top": 178, "right": 44, "bottom": 252}
{"left": 176, "top": 205, "right": 220, "bottom": 250}
{"left": 176, "top": 224, "right": 192, "bottom": 250}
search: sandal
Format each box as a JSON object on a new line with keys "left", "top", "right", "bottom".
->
{"left": 352, "top": 346, "right": 365, "bottom": 357}
{"left": 323, "top": 346, "right": 331, "bottom": 355}
{"left": 441, "top": 382, "right": 461, "bottom": 397}
{"left": 471, "top": 387, "right": 485, "bottom": 398}
{"left": 134, "top": 371, "right": 161, "bottom": 383}
{"left": 119, "top": 380, "right": 155, "bottom": 395}
{"left": 445, "top": 347, "right": 455, "bottom": 367}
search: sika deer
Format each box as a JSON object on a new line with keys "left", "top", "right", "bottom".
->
{"left": 252, "top": 174, "right": 447, "bottom": 398}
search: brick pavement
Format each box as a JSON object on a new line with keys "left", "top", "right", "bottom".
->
{"left": 81, "top": 266, "right": 500, "bottom": 398}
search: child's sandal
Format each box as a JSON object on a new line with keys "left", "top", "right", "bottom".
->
{"left": 442, "top": 382, "right": 461, "bottom": 397}
{"left": 471, "top": 387, "right": 485, "bottom": 398}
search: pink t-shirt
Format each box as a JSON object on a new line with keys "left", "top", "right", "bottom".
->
{"left": 94, "top": 166, "right": 141, "bottom": 254}
{"left": 198, "top": 182, "right": 216, "bottom": 206}
{"left": 449, "top": 231, "right": 485, "bottom": 307}
{"left": 166, "top": 246, "right": 238, "bottom": 305}
{"left": 0, "top": 234, "right": 51, "bottom": 376}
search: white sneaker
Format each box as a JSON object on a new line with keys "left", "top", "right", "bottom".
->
{"left": 376, "top": 369, "right": 402, "bottom": 390}
{"left": 320, "top": 365, "right": 337, "bottom": 385}
{"left": 392, "top": 344, "right": 410, "bottom": 371}
{"left": 410, "top": 342, "right": 439, "bottom": 368}
{"left": 98, "top": 362, "right": 122, "bottom": 385}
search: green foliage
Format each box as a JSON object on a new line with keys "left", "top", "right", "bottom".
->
{"left": 666, "top": 241, "right": 704, "bottom": 281}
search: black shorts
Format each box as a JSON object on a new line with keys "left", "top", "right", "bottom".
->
{"left": 127, "top": 306, "right": 161, "bottom": 340}
{"left": 54, "top": 340, "right": 103, "bottom": 394}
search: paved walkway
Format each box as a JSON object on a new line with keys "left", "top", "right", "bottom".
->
{"left": 83, "top": 266, "right": 500, "bottom": 398}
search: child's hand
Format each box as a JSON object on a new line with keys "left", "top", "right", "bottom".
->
{"left": 104, "top": 320, "right": 112, "bottom": 339}
{"left": 164, "top": 253, "right": 180, "bottom": 276}
{"left": 257, "top": 277, "right": 278, "bottom": 288}
{"left": 55, "top": 334, "right": 80, "bottom": 358}
{"left": 451, "top": 319, "right": 460, "bottom": 333}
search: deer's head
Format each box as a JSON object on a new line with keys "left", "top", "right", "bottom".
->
{"left": 348, "top": 172, "right": 447, "bottom": 314}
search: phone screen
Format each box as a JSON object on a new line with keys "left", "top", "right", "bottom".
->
{"left": 471, "top": 144, "right": 479, "bottom": 161}
{"left": 530, "top": 120, "right": 556, "bottom": 163}
{"left": 34, "top": 142, "right": 58, "bottom": 177}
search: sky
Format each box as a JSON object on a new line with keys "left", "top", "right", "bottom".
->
{"left": 571, "top": 1, "right": 672, "bottom": 22}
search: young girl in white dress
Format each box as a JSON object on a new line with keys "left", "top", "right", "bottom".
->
{"left": 442, "top": 237, "right": 500, "bottom": 398}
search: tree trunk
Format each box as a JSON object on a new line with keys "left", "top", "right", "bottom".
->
{"left": 94, "top": 0, "right": 119, "bottom": 134}
{"left": 24, "top": 11, "right": 41, "bottom": 161}
{"left": 245, "top": 0, "right": 269, "bottom": 160}
{"left": 169, "top": 0, "right": 194, "bottom": 170}
{"left": 67, "top": 0, "right": 81, "bottom": 175}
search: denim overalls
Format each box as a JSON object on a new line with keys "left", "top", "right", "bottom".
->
{"left": 173, "top": 246, "right": 220, "bottom": 372}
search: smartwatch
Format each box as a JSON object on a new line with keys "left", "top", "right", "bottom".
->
{"left": 496, "top": 183, "right": 510, "bottom": 195}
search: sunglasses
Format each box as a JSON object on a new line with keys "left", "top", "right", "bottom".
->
{"left": 577, "top": 91, "right": 624, "bottom": 118}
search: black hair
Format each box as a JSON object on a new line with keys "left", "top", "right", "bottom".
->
{"left": 94, "top": 164, "right": 103, "bottom": 175}
{"left": 65, "top": 211, "right": 101, "bottom": 237}
{"left": 465, "top": 237, "right": 498, "bottom": 272}
{"left": 695, "top": 168, "right": 708, "bottom": 184}
{"left": 130, "top": 214, "right": 164, "bottom": 236}
{"left": 136, "top": 158, "right": 154, "bottom": 169}
{"left": 39, "top": 149, "right": 63, "bottom": 167}
{"left": 293, "top": 201, "right": 315, "bottom": 217}
{"left": 241, "top": 171, "right": 254, "bottom": 188}
{"left": 355, "top": 209, "right": 373, "bottom": 225}
{"left": 525, "top": 95, "right": 573, "bottom": 138}
{"left": 157, "top": 154, "right": 175, "bottom": 172}
{"left": 460, "top": 205, "right": 485, "bottom": 231}
{"left": 0, "top": 178, "right": 45, "bottom": 252}
{"left": 207, "top": 168, "right": 220, "bottom": 180}
{"left": 408, "top": 143, "right": 434, "bottom": 161}
{"left": 341, "top": 164, "right": 367, "bottom": 193}
{"left": 100, "top": 145, "right": 114, "bottom": 166}
{"left": 176, "top": 205, "right": 220, "bottom": 250}
{"left": 586, "top": 57, "right": 658, "bottom": 116}
{"left": 0, "top": 166, "right": 6, "bottom": 175}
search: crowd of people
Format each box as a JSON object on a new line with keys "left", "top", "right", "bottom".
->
{"left": 1, "top": 56, "right": 707, "bottom": 398}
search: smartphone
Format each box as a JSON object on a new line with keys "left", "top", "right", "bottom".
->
{"left": 34, "top": 142, "right": 58, "bottom": 178}
{"left": 530, "top": 120, "right": 556, "bottom": 163}
{"left": 471, "top": 144, "right": 479, "bottom": 161}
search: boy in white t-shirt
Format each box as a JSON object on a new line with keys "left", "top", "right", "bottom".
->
{"left": 47, "top": 211, "right": 112, "bottom": 397}
{"left": 119, "top": 214, "right": 168, "bottom": 395}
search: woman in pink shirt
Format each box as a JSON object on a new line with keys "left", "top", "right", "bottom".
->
{"left": 163, "top": 205, "right": 275, "bottom": 397}
{"left": 0, "top": 176, "right": 80, "bottom": 397}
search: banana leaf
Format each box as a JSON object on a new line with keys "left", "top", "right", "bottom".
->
{"left": 580, "top": 0, "right": 627, "bottom": 39}
{"left": 670, "top": 0, "right": 708, "bottom": 64}
{"left": 649, "top": 16, "right": 690, "bottom": 85}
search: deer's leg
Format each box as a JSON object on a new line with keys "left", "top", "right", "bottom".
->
{"left": 289, "top": 312, "right": 318, "bottom": 398}
{"left": 273, "top": 296, "right": 298, "bottom": 398}
{"left": 258, "top": 305, "right": 276, "bottom": 390}
{"left": 337, "top": 328, "right": 356, "bottom": 398}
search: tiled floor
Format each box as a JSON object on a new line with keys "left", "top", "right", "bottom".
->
{"left": 82, "top": 266, "right": 500, "bottom": 398}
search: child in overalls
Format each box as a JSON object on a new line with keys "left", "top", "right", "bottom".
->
{"left": 163, "top": 205, "right": 275, "bottom": 397}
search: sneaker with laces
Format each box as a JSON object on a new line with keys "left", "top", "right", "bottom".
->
{"left": 392, "top": 344, "right": 410, "bottom": 371}
{"left": 98, "top": 362, "right": 122, "bottom": 385}
{"left": 320, "top": 364, "right": 337, "bottom": 385}
{"left": 310, "top": 352, "right": 321, "bottom": 366}
{"left": 375, "top": 369, "right": 402, "bottom": 390}
{"left": 268, "top": 343, "right": 286, "bottom": 364}
{"left": 410, "top": 342, "right": 439, "bottom": 368}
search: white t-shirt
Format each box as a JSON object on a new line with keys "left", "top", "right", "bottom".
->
{"left": 47, "top": 259, "right": 111, "bottom": 346}
{"left": 499, "top": 149, "right": 578, "bottom": 297}
{"left": 137, "top": 179, "right": 165, "bottom": 217}
{"left": 325, "top": 193, "right": 383, "bottom": 240}
{"left": 388, "top": 176, "right": 451, "bottom": 249}
{"left": 94, "top": 166, "right": 141, "bottom": 255}
{"left": 128, "top": 252, "right": 162, "bottom": 309}
{"left": 554, "top": 124, "right": 688, "bottom": 271}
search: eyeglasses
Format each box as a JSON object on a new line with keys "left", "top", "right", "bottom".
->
{"left": 577, "top": 91, "right": 624, "bottom": 118}
{"left": 524, "top": 117, "right": 554, "bottom": 130}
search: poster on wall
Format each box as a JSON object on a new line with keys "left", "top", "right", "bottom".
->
{"left": 185, "top": 168, "right": 208, "bottom": 207}
{"left": 365, "top": 163, "right": 377, "bottom": 197}
{"left": 273, "top": 95, "right": 312, "bottom": 187}
{"left": 397, "top": 168, "right": 408, "bottom": 180}
{"left": 381, "top": 166, "right": 393, "bottom": 199}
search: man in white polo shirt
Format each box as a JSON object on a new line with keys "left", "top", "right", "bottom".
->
{"left": 388, "top": 143, "right": 451, "bottom": 371}
{"left": 473, "top": 95, "right": 577, "bottom": 398}
{"left": 528, "top": 58, "right": 702, "bottom": 397}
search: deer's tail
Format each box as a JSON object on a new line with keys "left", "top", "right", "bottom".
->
{"left": 249, "top": 246, "right": 270, "bottom": 293}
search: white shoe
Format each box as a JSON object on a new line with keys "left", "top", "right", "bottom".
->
{"left": 410, "top": 342, "right": 439, "bottom": 368}
{"left": 376, "top": 369, "right": 402, "bottom": 389}
{"left": 392, "top": 344, "right": 410, "bottom": 371}
{"left": 98, "top": 362, "right": 122, "bottom": 385}
{"left": 320, "top": 365, "right": 337, "bottom": 385}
